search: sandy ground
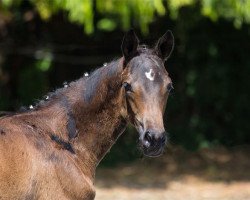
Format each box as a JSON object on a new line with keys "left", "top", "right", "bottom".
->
{"left": 95, "top": 146, "right": 250, "bottom": 200}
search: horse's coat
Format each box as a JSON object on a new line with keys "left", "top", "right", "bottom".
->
{"left": 0, "top": 30, "right": 174, "bottom": 199}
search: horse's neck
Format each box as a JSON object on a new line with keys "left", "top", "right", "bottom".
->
{"left": 58, "top": 58, "right": 127, "bottom": 170}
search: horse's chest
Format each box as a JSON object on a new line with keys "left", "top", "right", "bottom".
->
{"left": 36, "top": 162, "right": 95, "bottom": 200}
{"left": 58, "top": 167, "right": 94, "bottom": 198}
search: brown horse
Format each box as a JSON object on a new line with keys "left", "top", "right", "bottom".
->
{"left": 0, "top": 30, "right": 174, "bottom": 200}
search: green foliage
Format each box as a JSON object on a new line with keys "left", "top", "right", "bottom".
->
{"left": 33, "top": 0, "right": 94, "bottom": 34}
{"left": 166, "top": 15, "right": 250, "bottom": 150}
{"left": 96, "top": 0, "right": 165, "bottom": 34}
{"left": 35, "top": 49, "right": 53, "bottom": 72}
{"left": 168, "top": 0, "right": 194, "bottom": 18}
{"left": 1, "top": 0, "right": 22, "bottom": 7}
{"left": 1, "top": 0, "right": 250, "bottom": 34}
{"left": 201, "top": 0, "right": 250, "bottom": 28}
{"left": 97, "top": 18, "right": 117, "bottom": 31}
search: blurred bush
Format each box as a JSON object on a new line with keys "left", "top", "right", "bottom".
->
{"left": 0, "top": 0, "right": 250, "bottom": 165}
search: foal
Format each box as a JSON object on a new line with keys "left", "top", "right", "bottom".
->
{"left": 0, "top": 30, "right": 174, "bottom": 200}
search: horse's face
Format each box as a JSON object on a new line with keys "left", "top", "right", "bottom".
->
{"left": 121, "top": 30, "right": 174, "bottom": 157}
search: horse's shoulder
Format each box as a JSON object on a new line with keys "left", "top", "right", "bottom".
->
{"left": 41, "top": 153, "right": 95, "bottom": 199}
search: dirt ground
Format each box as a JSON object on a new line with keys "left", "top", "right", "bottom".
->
{"left": 95, "top": 146, "right": 250, "bottom": 200}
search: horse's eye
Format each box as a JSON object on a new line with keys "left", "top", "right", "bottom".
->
{"left": 123, "top": 82, "right": 132, "bottom": 92}
{"left": 167, "top": 83, "right": 174, "bottom": 94}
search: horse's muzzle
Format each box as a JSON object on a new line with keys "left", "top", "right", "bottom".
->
{"left": 140, "top": 131, "right": 166, "bottom": 157}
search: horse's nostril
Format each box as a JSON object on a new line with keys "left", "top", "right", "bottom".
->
{"left": 161, "top": 136, "right": 166, "bottom": 145}
{"left": 144, "top": 131, "right": 152, "bottom": 141}
{"left": 144, "top": 131, "right": 153, "bottom": 147}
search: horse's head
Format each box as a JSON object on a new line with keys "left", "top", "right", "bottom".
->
{"left": 121, "top": 30, "right": 174, "bottom": 157}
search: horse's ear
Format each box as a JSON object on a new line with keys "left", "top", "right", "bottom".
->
{"left": 121, "top": 29, "right": 139, "bottom": 62}
{"left": 155, "top": 30, "right": 174, "bottom": 61}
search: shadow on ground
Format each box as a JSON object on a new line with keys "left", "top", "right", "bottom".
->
{"left": 96, "top": 145, "right": 250, "bottom": 190}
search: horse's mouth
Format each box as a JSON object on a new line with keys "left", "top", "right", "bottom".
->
{"left": 133, "top": 117, "right": 166, "bottom": 157}
{"left": 141, "top": 145, "right": 164, "bottom": 157}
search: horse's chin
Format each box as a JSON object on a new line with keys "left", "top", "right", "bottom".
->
{"left": 142, "top": 147, "right": 164, "bottom": 158}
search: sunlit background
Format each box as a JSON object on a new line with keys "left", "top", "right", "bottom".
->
{"left": 0, "top": 0, "right": 250, "bottom": 199}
